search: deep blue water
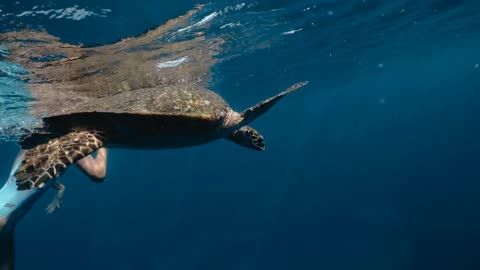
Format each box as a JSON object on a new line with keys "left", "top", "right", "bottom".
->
{"left": 1, "top": 0, "right": 480, "bottom": 269}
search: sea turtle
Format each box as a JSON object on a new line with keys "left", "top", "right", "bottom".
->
{"left": 0, "top": 4, "right": 307, "bottom": 213}
{"left": 14, "top": 81, "right": 307, "bottom": 193}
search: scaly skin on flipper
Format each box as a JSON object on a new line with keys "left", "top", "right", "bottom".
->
{"left": 14, "top": 131, "right": 105, "bottom": 190}
{"left": 224, "top": 81, "right": 308, "bottom": 151}
{"left": 228, "top": 126, "right": 265, "bottom": 151}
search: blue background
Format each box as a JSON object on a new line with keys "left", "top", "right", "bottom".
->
{"left": 1, "top": 0, "right": 480, "bottom": 269}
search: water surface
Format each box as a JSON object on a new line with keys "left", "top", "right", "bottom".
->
{"left": 1, "top": 1, "right": 480, "bottom": 269}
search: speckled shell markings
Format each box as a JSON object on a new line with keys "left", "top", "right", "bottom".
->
{"left": 51, "top": 84, "right": 229, "bottom": 119}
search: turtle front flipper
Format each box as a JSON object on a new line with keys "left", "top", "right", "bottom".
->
{"left": 240, "top": 81, "right": 308, "bottom": 125}
{"left": 228, "top": 126, "right": 265, "bottom": 151}
{"left": 14, "top": 131, "right": 106, "bottom": 190}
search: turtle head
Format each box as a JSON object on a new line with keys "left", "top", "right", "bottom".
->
{"left": 228, "top": 126, "right": 265, "bottom": 151}
{"left": 221, "top": 107, "right": 244, "bottom": 128}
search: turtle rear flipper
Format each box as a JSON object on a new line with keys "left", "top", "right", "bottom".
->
{"left": 45, "top": 180, "right": 65, "bottom": 214}
{"left": 14, "top": 131, "right": 105, "bottom": 190}
{"left": 240, "top": 81, "right": 308, "bottom": 125}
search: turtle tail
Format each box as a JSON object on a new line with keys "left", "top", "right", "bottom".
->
{"left": 0, "top": 229, "right": 15, "bottom": 270}
{"left": 240, "top": 81, "right": 308, "bottom": 125}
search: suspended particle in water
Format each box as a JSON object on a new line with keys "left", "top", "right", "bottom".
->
{"left": 377, "top": 63, "right": 384, "bottom": 68}
{"left": 328, "top": 10, "right": 333, "bottom": 16}
{"left": 475, "top": 64, "right": 479, "bottom": 69}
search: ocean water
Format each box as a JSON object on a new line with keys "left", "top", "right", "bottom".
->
{"left": 1, "top": 0, "right": 480, "bottom": 269}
